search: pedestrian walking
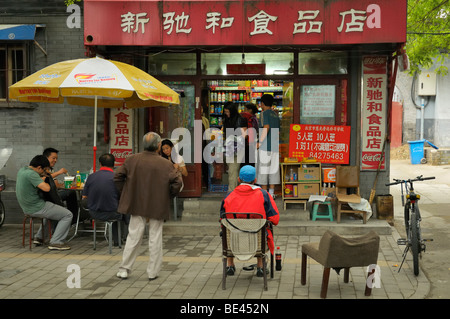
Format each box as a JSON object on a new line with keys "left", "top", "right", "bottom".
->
{"left": 114, "top": 132, "right": 183, "bottom": 280}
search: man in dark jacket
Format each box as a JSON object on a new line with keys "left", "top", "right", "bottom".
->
{"left": 115, "top": 132, "right": 183, "bottom": 280}
{"left": 82, "top": 153, "right": 126, "bottom": 245}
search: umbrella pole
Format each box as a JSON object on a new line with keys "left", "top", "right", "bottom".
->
{"left": 93, "top": 95, "right": 97, "bottom": 172}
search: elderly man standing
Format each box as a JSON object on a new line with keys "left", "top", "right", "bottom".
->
{"left": 115, "top": 132, "right": 183, "bottom": 280}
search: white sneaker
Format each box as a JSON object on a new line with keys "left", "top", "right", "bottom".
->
{"left": 116, "top": 270, "right": 128, "bottom": 279}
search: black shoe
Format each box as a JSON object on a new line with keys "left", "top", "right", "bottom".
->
{"left": 226, "top": 266, "right": 236, "bottom": 276}
{"left": 148, "top": 276, "right": 158, "bottom": 281}
{"left": 33, "top": 238, "right": 43, "bottom": 246}
{"left": 256, "top": 267, "right": 268, "bottom": 277}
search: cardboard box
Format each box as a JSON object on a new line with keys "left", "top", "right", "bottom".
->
{"left": 298, "top": 183, "right": 320, "bottom": 197}
{"left": 298, "top": 167, "right": 320, "bottom": 182}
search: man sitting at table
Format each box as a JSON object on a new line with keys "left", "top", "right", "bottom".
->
{"left": 16, "top": 155, "right": 72, "bottom": 250}
{"left": 43, "top": 147, "right": 79, "bottom": 224}
{"left": 82, "top": 153, "right": 127, "bottom": 246}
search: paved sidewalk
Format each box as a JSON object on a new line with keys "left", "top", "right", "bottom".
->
{"left": 0, "top": 222, "right": 429, "bottom": 301}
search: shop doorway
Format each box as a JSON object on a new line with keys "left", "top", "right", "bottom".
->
{"left": 202, "top": 79, "right": 293, "bottom": 194}
{"left": 147, "top": 83, "right": 202, "bottom": 197}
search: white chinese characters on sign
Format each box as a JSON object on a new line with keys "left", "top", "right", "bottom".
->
{"left": 205, "top": 12, "right": 234, "bottom": 34}
{"left": 163, "top": 12, "right": 192, "bottom": 34}
{"left": 248, "top": 10, "right": 278, "bottom": 35}
{"left": 121, "top": 12, "right": 150, "bottom": 34}
{"left": 119, "top": 4, "right": 381, "bottom": 37}
{"left": 293, "top": 11, "right": 322, "bottom": 34}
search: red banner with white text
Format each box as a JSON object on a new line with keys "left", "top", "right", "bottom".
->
{"left": 84, "top": 0, "right": 407, "bottom": 46}
{"left": 289, "top": 124, "right": 351, "bottom": 164}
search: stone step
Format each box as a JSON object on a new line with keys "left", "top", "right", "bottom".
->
{"left": 163, "top": 219, "right": 393, "bottom": 236}
{"left": 175, "top": 196, "right": 393, "bottom": 236}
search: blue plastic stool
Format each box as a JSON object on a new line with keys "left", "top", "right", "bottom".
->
{"left": 312, "top": 201, "right": 333, "bottom": 221}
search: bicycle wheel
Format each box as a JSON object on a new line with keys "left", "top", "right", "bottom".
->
{"left": 410, "top": 206, "right": 420, "bottom": 276}
{"left": 0, "top": 200, "right": 5, "bottom": 227}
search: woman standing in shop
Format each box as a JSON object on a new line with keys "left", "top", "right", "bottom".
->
{"left": 222, "top": 102, "right": 247, "bottom": 191}
{"left": 161, "top": 139, "right": 188, "bottom": 178}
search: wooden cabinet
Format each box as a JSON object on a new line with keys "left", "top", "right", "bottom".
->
{"left": 280, "top": 162, "right": 322, "bottom": 210}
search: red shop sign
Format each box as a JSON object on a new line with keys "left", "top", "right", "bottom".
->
{"left": 289, "top": 124, "right": 351, "bottom": 164}
{"left": 110, "top": 108, "right": 134, "bottom": 167}
{"left": 84, "top": 0, "right": 406, "bottom": 46}
{"left": 226, "top": 64, "right": 265, "bottom": 75}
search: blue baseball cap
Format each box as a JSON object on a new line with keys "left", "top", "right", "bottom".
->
{"left": 239, "top": 165, "right": 256, "bottom": 183}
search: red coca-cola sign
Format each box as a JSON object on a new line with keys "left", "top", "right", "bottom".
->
{"left": 362, "top": 151, "right": 385, "bottom": 170}
{"left": 111, "top": 149, "right": 132, "bottom": 164}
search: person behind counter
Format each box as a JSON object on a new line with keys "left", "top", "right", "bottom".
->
{"left": 16, "top": 155, "right": 73, "bottom": 250}
{"left": 43, "top": 147, "right": 79, "bottom": 224}
{"left": 82, "top": 153, "right": 128, "bottom": 246}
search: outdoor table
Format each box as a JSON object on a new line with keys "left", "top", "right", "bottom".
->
{"left": 67, "top": 187, "right": 92, "bottom": 242}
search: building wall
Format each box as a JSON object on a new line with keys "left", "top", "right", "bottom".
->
{"left": 395, "top": 60, "right": 450, "bottom": 148}
{"left": 434, "top": 62, "right": 450, "bottom": 147}
{"left": 0, "top": 2, "right": 109, "bottom": 223}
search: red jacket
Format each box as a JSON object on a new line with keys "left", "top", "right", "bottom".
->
{"left": 220, "top": 183, "right": 279, "bottom": 253}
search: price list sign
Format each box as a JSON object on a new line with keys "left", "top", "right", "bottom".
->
{"left": 288, "top": 124, "right": 351, "bottom": 164}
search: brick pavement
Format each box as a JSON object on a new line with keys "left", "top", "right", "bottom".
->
{"left": 0, "top": 222, "right": 429, "bottom": 302}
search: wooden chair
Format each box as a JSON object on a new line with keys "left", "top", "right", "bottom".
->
{"left": 22, "top": 215, "right": 52, "bottom": 250}
{"left": 336, "top": 165, "right": 367, "bottom": 223}
{"left": 301, "top": 230, "right": 380, "bottom": 298}
{"left": 220, "top": 212, "right": 273, "bottom": 291}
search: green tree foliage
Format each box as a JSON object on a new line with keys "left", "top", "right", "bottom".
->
{"left": 407, "top": 0, "right": 450, "bottom": 75}
{"left": 65, "top": 0, "right": 81, "bottom": 6}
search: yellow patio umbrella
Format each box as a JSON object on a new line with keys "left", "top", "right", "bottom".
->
{"left": 9, "top": 56, "right": 180, "bottom": 170}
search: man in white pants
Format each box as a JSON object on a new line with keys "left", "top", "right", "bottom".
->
{"left": 114, "top": 132, "right": 183, "bottom": 280}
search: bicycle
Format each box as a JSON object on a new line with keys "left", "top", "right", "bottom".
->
{"left": 386, "top": 175, "right": 434, "bottom": 276}
{"left": 0, "top": 180, "right": 5, "bottom": 227}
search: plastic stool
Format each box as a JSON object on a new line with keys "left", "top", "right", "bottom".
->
{"left": 312, "top": 201, "right": 333, "bottom": 221}
{"left": 93, "top": 219, "right": 122, "bottom": 254}
{"left": 22, "top": 215, "right": 52, "bottom": 250}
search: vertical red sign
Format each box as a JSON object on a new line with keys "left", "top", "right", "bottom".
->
{"left": 110, "top": 107, "right": 134, "bottom": 166}
{"left": 361, "top": 56, "right": 387, "bottom": 170}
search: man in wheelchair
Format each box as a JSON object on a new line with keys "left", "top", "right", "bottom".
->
{"left": 220, "top": 165, "right": 279, "bottom": 277}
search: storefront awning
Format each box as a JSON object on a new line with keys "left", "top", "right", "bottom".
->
{"left": 0, "top": 24, "right": 36, "bottom": 40}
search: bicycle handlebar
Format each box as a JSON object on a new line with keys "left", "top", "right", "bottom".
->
{"left": 385, "top": 176, "right": 435, "bottom": 186}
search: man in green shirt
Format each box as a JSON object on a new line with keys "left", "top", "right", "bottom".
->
{"left": 16, "top": 155, "right": 72, "bottom": 250}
